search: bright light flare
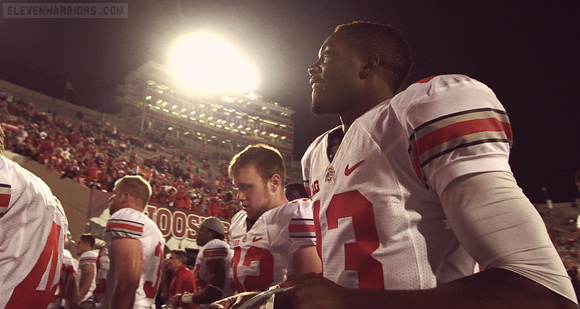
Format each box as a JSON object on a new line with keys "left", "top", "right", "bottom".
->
{"left": 169, "top": 32, "right": 259, "bottom": 93}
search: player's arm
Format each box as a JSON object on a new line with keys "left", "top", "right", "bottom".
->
{"left": 278, "top": 172, "right": 577, "bottom": 308}
{"left": 110, "top": 237, "right": 143, "bottom": 309}
{"left": 64, "top": 269, "right": 80, "bottom": 309}
{"left": 183, "top": 259, "right": 226, "bottom": 304}
{"left": 77, "top": 263, "right": 95, "bottom": 302}
{"left": 432, "top": 171, "right": 577, "bottom": 308}
{"left": 293, "top": 245, "right": 321, "bottom": 274}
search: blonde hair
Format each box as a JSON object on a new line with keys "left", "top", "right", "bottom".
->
{"left": 228, "top": 144, "right": 286, "bottom": 186}
{"left": 114, "top": 175, "right": 152, "bottom": 207}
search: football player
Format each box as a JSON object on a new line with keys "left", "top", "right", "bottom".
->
{"left": 94, "top": 175, "right": 165, "bottom": 308}
{"left": 279, "top": 21, "right": 577, "bottom": 308}
{"left": 0, "top": 126, "right": 69, "bottom": 308}
{"left": 211, "top": 144, "right": 321, "bottom": 308}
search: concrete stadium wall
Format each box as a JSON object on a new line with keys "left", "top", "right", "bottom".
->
{"left": 4, "top": 151, "right": 91, "bottom": 245}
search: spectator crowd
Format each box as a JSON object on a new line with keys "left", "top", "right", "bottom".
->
{"left": 0, "top": 90, "right": 244, "bottom": 220}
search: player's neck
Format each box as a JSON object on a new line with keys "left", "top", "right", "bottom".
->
{"left": 341, "top": 85, "right": 394, "bottom": 131}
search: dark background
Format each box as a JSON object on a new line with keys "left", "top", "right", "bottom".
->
{"left": 1, "top": 0, "right": 579, "bottom": 203}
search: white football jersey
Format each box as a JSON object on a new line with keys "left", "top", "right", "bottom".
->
{"left": 230, "top": 199, "right": 316, "bottom": 292}
{"left": 78, "top": 250, "right": 98, "bottom": 302}
{"left": 193, "top": 239, "right": 235, "bottom": 304}
{"left": 0, "top": 155, "right": 68, "bottom": 308}
{"left": 49, "top": 249, "right": 78, "bottom": 308}
{"left": 303, "top": 74, "right": 576, "bottom": 303}
{"left": 95, "top": 208, "right": 165, "bottom": 308}
{"left": 303, "top": 75, "right": 515, "bottom": 289}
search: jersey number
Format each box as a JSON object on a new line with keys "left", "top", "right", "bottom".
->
{"left": 144, "top": 242, "right": 164, "bottom": 298}
{"left": 231, "top": 246, "right": 274, "bottom": 292}
{"left": 6, "top": 222, "right": 62, "bottom": 308}
{"left": 314, "top": 190, "right": 384, "bottom": 290}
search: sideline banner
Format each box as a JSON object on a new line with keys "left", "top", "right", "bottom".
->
{"left": 87, "top": 190, "right": 230, "bottom": 251}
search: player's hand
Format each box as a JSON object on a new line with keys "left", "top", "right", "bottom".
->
{"left": 179, "top": 293, "right": 192, "bottom": 303}
{"left": 275, "top": 273, "right": 350, "bottom": 309}
{"left": 208, "top": 292, "right": 259, "bottom": 309}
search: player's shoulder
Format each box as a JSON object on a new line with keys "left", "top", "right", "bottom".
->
{"left": 204, "top": 238, "right": 230, "bottom": 251}
{"left": 396, "top": 74, "right": 493, "bottom": 105}
{"left": 107, "top": 208, "right": 147, "bottom": 238}
{"left": 81, "top": 250, "right": 98, "bottom": 259}
{"left": 1, "top": 155, "right": 28, "bottom": 188}
{"left": 231, "top": 209, "right": 247, "bottom": 223}
{"left": 409, "top": 74, "right": 487, "bottom": 89}
{"left": 229, "top": 210, "right": 247, "bottom": 235}
{"left": 265, "top": 198, "right": 313, "bottom": 221}
{"left": 206, "top": 238, "right": 228, "bottom": 247}
{"left": 0, "top": 154, "right": 63, "bottom": 218}
{"left": 282, "top": 198, "right": 312, "bottom": 210}
{"left": 109, "top": 207, "right": 146, "bottom": 222}
{"left": 359, "top": 74, "right": 501, "bottom": 131}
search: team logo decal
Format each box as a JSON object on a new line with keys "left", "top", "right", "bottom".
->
{"left": 325, "top": 166, "right": 335, "bottom": 182}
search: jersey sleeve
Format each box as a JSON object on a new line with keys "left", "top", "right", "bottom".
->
{"left": 440, "top": 171, "right": 577, "bottom": 304}
{"left": 400, "top": 75, "right": 513, "bottom": 194}
{"left": 202, "top": 239, "right": 230, "bottom": 261}
{"left": 105, "top": 209, "right": 145, "bottom": 240}
{"left": 79, "top": 251, "right": 98, "bottom": 267}
{"left": 270, "top": 199, "right": 316, "bottom": 257}
{"left": 0, "top": 157, "right": 14, "bottom": 217}
{"left": 0, "top": 183, "right": 10, "bottom": 217}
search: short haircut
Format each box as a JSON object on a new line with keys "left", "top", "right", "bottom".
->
{"left": 335, "top": 21, "right": 413, "bottom": 93}
{"left": 79, "top": 233, "right": 95, "bottom": 248}
{"left": 114, "top": 175, "right": 152, "bottom": 207}
{"left": 0, "top": 126, "right": 4, "bottom": 154}
{"left": 228, "top": 144, "right": 286, "bottom": 186}
{"left": 171, "top": 249, "right": 188, "bottom": 264}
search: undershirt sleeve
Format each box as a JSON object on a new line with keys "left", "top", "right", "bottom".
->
{"left": 440, "top": 171, "right": 577, "bottom": 304}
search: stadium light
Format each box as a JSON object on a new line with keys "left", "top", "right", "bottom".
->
{"left": 169, "top": 32, "right": 259, "bottom": 93}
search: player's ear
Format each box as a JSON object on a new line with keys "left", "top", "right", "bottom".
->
{"left": 270, "top": 174, "right": 282, "bottom": 193}
{"left": 121, "top": 191, "right": 131, "bottom": 203}
{"left": 360, "top": 52, "right": 380, "bottom": 78}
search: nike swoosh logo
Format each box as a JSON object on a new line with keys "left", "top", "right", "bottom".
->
{"left": 253, "top": 237, "right": 263, "bottom": 242}
{"left": 345, "top": 160, "right": 365, "bottom": 176}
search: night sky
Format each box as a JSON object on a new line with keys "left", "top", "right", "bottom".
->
{"left": 1, "top": 0, "right": 579, "bottom": 203}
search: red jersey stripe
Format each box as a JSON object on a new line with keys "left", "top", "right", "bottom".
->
{"left": 107, "top": 221, "right": 144, "bottom": 233}
{"left": 289, "top": 224, "right": 315, "bottom": 233}
{"left": 415, "top": 118, "right": 511, "bottom": 157}
{"left": 414, "top": 76, "right": 437, "bottom": 84}
{"left": 0, "top": 193, "right": 10, "bottom": 208}
{"left": 205, "top": 249, "right": 228, "bottom": 257}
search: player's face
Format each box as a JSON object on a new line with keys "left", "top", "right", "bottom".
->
{"left": 76, "top": 240, "right": 86, "bottom": 254}
{"left": 196, "top": 226, "right": 212, "bottom": 247}
{"left": 233, "top": 165, "right": 273, "bottom": 220}
{"left": 108, "top": 185, "right": 124, "bottom": 215}
{"left": 308, "top": 31, "right": 364, "bottom": 116}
